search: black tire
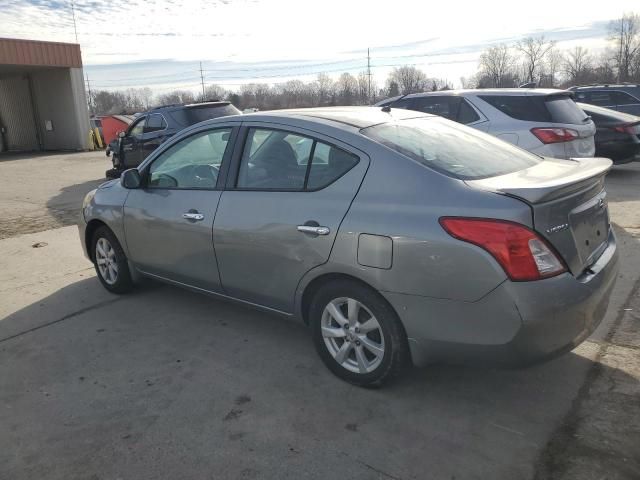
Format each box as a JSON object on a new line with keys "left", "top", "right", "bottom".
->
{"left": 310, "top": 280, "right": 410, "bottom": 387}
{"left": 91, "top": 226, "right": 133, "bottom": 294}
{"left": 105, "top": 168, "right": 121, "bottom": 179}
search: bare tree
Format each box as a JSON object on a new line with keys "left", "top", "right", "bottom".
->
{"left": 516, "top": 36, "right": 556, "bottom": 84}
{"left": 478, "top": 44, "right": 517, "bottom": 87}
{"left": 563, "top": 46, "right": 592, "bottom": 84}
{"left": 156, "top": 90, "right": 196, "bottom": 106}
{"left": 541, "top": 48, "right": 563, "bottom": 87}
{"left": 388, "top": 66, "right": 428, "bottom": 94}
{"left": 609, "top": 13, "right": 640, "bottom": 82}
{"left": 313, "top": 73, "right": 334, "bottom": 106}
{"left": 335, "top": 72, "right": 358, "bottom": 104}
{"left": 204, "top": 84, "right": 228, "bottom": 101}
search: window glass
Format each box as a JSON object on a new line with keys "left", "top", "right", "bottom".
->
{"left": 307, "top": 143, "right": 359, "bottom": 190}
{"left": 148, "top": 128, "right": 231, "bottom": 189}
{"left": 237, "top": 129, "right": 310, "bottom": 189}
{"left": 613, "top": 91, "right": 640, "bottom": 105}
{"left": 480, "top": 95, "right": 586, "bottom": 124}
{"left": 129, "top": 118, "right": 145, "bottom": 137}
{"left": 361, "top": 117, "right": 540, "bottom": 180}
{"left": 480, "top": 95, "right": 550, "bottom": 121}
{"left": 457, "top": 100, "right": 481, "bottom": 124}
{"left": 410, "top": 96, "right": 461, "bottom": 121}
{"left": 169, "top": 104, "right": 242, "bottom": 126}
{"left": 588, "top": 91, "right": 613, "bottom": 106}
{"left": 145, "top": 114, "right": 166, "bottom": 133}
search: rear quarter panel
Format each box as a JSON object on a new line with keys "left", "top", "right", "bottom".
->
{"left": 297, "top": 141, "right": 534, "bottom": 304}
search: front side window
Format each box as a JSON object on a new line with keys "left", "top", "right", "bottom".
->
{"left": 128, "top": 118, "right": 146, "bottom": 137}
{"left": 145, "top": 114, "right": 167, "bottom": 133}
{"left": 361, "top": 117, "right": 540, "bottom": 180}
{"left": 148, "top": 128, "right": 231, "bottom": 189}
{"left": 236, "top": 128, "right": 359, "bottom": 190}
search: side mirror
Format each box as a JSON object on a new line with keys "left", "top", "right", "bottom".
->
{"left": 121, "top": 169, "right": 142, "bottom": 189}
{"left": 118, "top": 131, "right": 126, "bottom": 138}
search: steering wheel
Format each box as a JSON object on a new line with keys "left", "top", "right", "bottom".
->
{"left": 193, "top": 164, "right": 219, "bottom": 186}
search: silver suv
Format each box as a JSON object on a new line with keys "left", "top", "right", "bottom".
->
{"left": 376, "top": 89, "right": 596, "bottom": 159}
{"left": 569, "top": 84, "right": 640, "bottom": 116}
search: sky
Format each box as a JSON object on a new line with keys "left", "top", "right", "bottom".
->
{"left": 1, "top": 0, "right": 639, "bottom": 93}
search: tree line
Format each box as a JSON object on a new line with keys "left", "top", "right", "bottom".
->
{"left": 89, "top": 12, "right": 640, "bottom": 116}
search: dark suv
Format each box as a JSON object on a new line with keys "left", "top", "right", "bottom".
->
{"left": 569, "top": 84, "right": 640, "bottom": 116}
{"left": 106, "top": 101, "right": 241, "bottom": 178}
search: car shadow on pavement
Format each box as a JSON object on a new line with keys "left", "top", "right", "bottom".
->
{"left": 45, "top": 178, "right": 105, "bottom": 225}
{"left": 1, "top": 276, "right": 636, "bottom": 480}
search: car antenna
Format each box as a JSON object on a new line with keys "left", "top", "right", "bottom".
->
{"left": 381, "top": 93, "right": 410, "bottom": 113}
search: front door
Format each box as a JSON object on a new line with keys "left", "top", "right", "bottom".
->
{"left": 213, "top": 125, "right": 368, "bottom": 313}
{"left": 140, "top": 113, "right": 169, "bottom": 160}
{"left": 120, "top": 116, "right": 145, "bottom": 168}
{"left": 124, "top": 127, "right": 235, "bottom": 291}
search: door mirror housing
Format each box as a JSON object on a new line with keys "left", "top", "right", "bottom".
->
{"left": 121, "top": 169, "right": 142, "bottom": 189}
{"left": 118, "top": 131, "right": 126, "bottom": 138}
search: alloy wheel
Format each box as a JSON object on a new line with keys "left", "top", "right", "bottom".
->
{"left": 321, "top": 297, "right": 385, "bottom": 374}
{"left": 95, "top": 237, "right": 118, "bottom": 285}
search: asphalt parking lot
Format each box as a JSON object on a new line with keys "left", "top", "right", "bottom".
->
{"left": 0, "top": 152, "right": 639, "bottom": 480}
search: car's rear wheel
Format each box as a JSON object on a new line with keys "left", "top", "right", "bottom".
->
{"left": 92, "top": 226, "right": 133, "bottom": 294}
{"left": 310, "top": 280, "right": 409, "bottom": 387}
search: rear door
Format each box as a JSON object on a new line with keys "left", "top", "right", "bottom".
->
{"left": 213, "top": 123, "right": 368, "bottom": 313}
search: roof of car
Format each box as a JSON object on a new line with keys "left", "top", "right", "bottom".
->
{"left": 239, "top": 106, "right": 432, "bottom": 128}
{"left": 570, "top": 84, "right": 640, "bottom": 90}
{"left": 150, "top": 101, "right": 232, "bottom": 112}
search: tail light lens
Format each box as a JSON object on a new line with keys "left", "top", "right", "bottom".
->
{"left": 531, "top": 127, "right": 579, "bottom": 144}
{"left": 612, "top": 123, "right": 640, "bottom": 134}
{"left": 439, "top": 217, "right": 566, "bottom": 281}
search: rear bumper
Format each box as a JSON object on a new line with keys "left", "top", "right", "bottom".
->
{"left": 384, "top": 230, "right": 619, "bottom": 367}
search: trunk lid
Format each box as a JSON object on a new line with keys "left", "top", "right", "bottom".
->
{"left": 466, "top": 157, "right": 612, "bottom": 275}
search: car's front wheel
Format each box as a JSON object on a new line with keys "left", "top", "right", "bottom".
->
{"left": 92, "top": 226, "right": 133, "bottom": 294}
{"left": 310, "top": 280, "right": 409, "bottom": 387}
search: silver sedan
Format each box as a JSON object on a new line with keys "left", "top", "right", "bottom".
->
{"left": 79, "top": 107, "right": 619, "bottom": 387}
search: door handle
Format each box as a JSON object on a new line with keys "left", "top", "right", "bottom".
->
{"left": 297, "top": 225, "right": 330, "bottom": 235}
{"left": 182, "top": 212, "right": 204, "bottom": 221}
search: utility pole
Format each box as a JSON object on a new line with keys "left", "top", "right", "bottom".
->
{"left": 366, "top": 48, "right": 372, "bottom": 104}
{"left": 199, "top": 62, "right": 206, "bottom": 102}
{"left": 70, "top": 0, "right": 78, "bottom": 43}
{"left": 86, "top": 73, "right": 93, "bottom": 114}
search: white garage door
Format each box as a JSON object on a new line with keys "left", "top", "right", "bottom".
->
{"left": 0, "top": 76, "right": 39, "bottom": 151}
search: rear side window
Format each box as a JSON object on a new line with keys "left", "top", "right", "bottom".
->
{"left": 480, "top": 95, "right": 586, "bottom": 124}
{"left": 361, "top": 117, "right": 540, "bottom": 180}
{"left": 613, "top": 91, "right": 640, "bottom": 105}
{"left": 169, "top": 104, "right": 241, "bottom": 126}
{"left": 410, "top": 96, "right": 461, "bottom": 121}
{"left": 237, "top": 128, "right": 359, "bottom": 190}
{"left": 457, "top": 100, "right": 481, "bottom": 124}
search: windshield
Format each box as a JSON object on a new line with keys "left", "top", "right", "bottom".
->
{"left": 361, "top": 117, "right": 541, "bottom": 180}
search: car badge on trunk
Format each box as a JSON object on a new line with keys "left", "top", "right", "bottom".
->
{"left": 546, "top": 223, "right": 570, "bottom": 235}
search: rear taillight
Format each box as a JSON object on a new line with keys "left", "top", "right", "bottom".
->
{"left": 531, "top": 127, "right": 579, "bottom": 144}
{"left": 612, "top": 123, "right": 639, "bottom": 134}
{"left": 439, "top": 217, "right": 566, "bottom": 281}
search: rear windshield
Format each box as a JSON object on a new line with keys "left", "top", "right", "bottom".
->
{"left": 480, "top": 94, "right": 588, "bottom": 125}
{"left": 361, "top": 117, "right": 541, "bottom": 180}
{"left": 168, "top": 104, "right": 241, "bottom": 126}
